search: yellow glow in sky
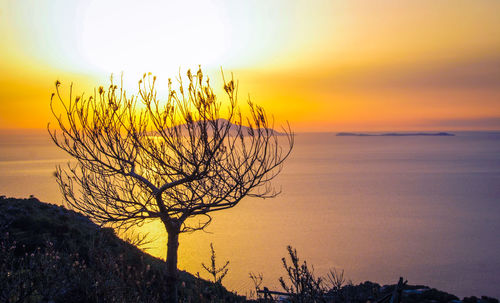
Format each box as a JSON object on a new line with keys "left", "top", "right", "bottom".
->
{"left": 1, "top": 0, "right": 499, "bottom": 131}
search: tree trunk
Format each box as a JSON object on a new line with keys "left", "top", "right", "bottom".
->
{"left": 166, "top": 227, "right": 180, "bottom": 303}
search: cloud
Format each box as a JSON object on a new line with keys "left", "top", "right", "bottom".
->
{"left": 314, "top": 55, "right": 500, "bottom": 92}
{"left": 421, "top": 117, "right": 500, "bottom": 130}
{"left": 387, "top": 57, "right": 500, "bottom": 90}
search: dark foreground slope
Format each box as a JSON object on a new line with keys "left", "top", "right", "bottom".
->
{"left": 0, "top": 196, "right": 244, "bottom": 303}
{"left": 327, "top": 280, "right": 498, "bottom": 303}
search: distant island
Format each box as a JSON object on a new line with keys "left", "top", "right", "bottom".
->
{"left": 150, "top": 119, "right": 287, "bottom": 137}
{"left": 336, "top": 132, "right": 455, "bottom": 137}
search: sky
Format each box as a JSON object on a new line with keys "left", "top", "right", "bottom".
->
{"left": 1, "top": 0, "right": 499, "bottom": 131}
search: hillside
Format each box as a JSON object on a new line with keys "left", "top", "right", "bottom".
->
{"left": 0, "top": 196, "right": 244, "bottom": 302}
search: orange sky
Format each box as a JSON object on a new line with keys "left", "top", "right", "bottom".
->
{"left": 1, "top": 0, "right": 499, "bottom": 131}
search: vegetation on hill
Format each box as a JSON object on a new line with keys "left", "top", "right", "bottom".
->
{"left": 0, "top": 196, "right": 244, "bottom": 302}
{"left": 248, "top": 245, "right": 498, "bottom": 303}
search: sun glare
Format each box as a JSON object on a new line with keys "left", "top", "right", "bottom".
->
{"left": 79, "top": 1, "right": 228, "bottom": 78}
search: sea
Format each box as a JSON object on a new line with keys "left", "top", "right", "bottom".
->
{"left": 1, "top": 129, "right": 499, "bottom": 298}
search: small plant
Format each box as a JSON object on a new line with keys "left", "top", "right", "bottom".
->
{"left": 202, "top": 242, "right": 230, "bottom": 285}
{"left": 251, "top": 246, "right": 349, "bottom": 302}
{"left": 279, "top": 245, "right": 327, "bottom": 303}
{"left": 327, "top": 268, "right": 345, "bottom": 293}
{"left": 249, "top": 272, "right": 264, "bottom": 300}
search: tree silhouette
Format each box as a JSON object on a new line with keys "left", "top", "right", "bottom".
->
{"left": 48, "top": 67, "right": 294, "bottom": 302}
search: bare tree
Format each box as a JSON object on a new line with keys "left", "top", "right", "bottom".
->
{"left": 48, "top": 67, "right": 293, "bottom": 302}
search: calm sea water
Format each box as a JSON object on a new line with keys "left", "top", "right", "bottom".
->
{"left": 1, "top": 130, "right": 499, "bottom": 298}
